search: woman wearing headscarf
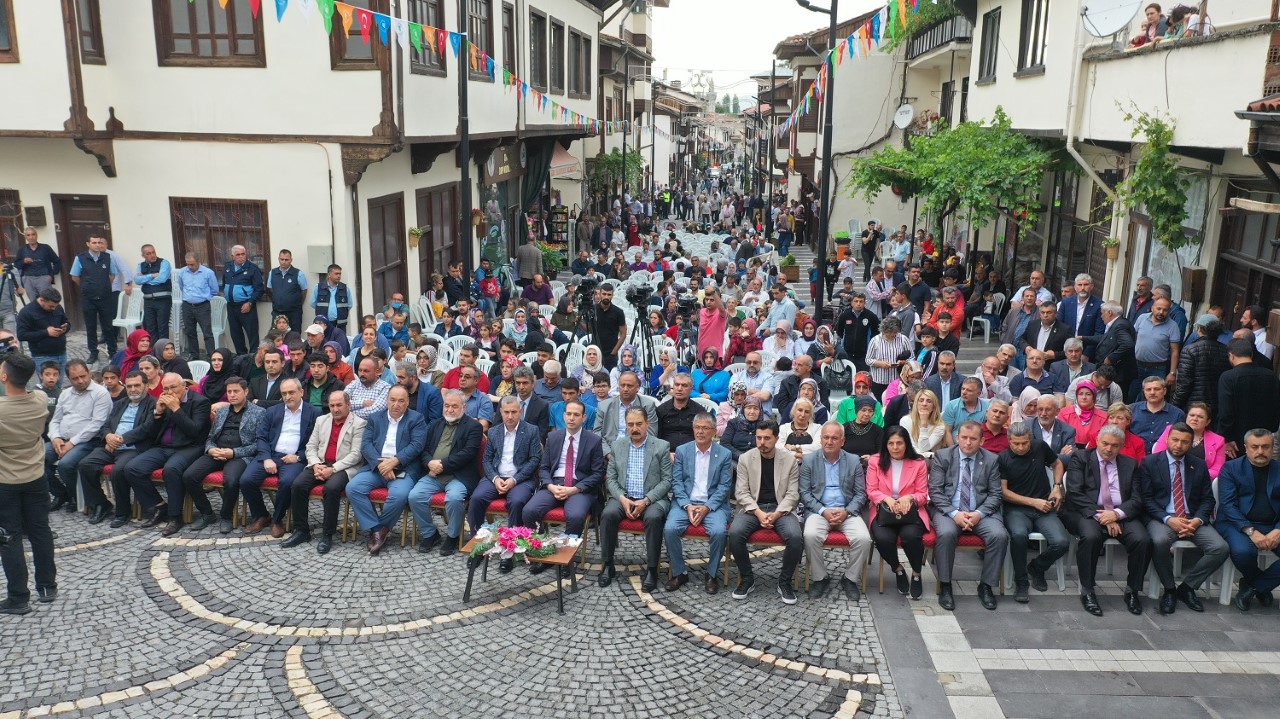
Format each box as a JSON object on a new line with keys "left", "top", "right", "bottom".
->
{"left": 726, "top": 317, "right": 762, "bottom": 364}
{"left": 504, "top": 308, "right": 531, "bottom": 347}
{"left": 690, "top": 347, "right": 730, "bottom": 404}
{"left": 113, "top": 329, "right": 152, "bottom": 377}
{"left": 649, "top": 345, "right": 685, "bottom": 398}
{"left": 842, "top": 394, "right": 886, "bottom": 460}
{"left": 490, "top": 354, "right": 523, "bottom": 401}
{"left": 572, "top": 345, "right": 607, "bottom": 386}
{"left": 806, "top": 325, "right": 839, "bottom": 370}
{"left": 835, "top": 372, "right": 886, "bottom": 426}
{"left": 153, "top": 338, "right": 192, "bottom": 380}
{"left": 794, "top": 319, "right": 819, "bottom": 356}
{"left": 551, "top": 296, "right": 577, "bottom": 336}
{"left": 764, "top": 319, "right": 798, "bottom": 361}
{"left": 716, "top": 380, "right": 749, "bottom": 434}
{"left": 722, "top": 396, "right": 764, "bottom": 461}
{"left": 882, "top": 360, "right": 924, "bottom": 406}
{"left": 197, "top": 348, "right": 235, "bottom": 403}
{"left": 325, "top": 341, "right": 355, "bottom": 386}
{"left": 797, "top": 377, "right": 829, "bottom": 424}
{"left": 415, "top": 345, "right": 443, "bottom": 388}
{"left": 1061, "top": 380, "right": 1103, "bottom": 449}
{"left": 312, "top": 315, "right": 350, "bottom": 356}
{"left": 1010, "top": 386, "right": 1042, "bottom": 424}
{"left": 610, "top": 344, "right": 644, "bottom": 394}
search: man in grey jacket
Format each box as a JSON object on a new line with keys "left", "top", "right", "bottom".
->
{"left": 800, "top": 422, "right": 872, "bottom": 601}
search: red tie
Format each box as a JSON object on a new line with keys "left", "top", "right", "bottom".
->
{"left": 564, "top": 435, "right": 576, "bottom": 487}
{"left": 1172, "top": 459, "right": 1187, "bottom": 519}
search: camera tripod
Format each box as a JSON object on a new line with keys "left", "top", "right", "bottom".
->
{"left": 626, "top": 299, "right": 659, "bottom": 375}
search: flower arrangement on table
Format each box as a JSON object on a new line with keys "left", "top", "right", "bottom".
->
{"left": 468, "top": 525, "right": 558, "bottom": 562}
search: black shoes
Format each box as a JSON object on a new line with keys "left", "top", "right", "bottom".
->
{"left": 1235, "top": 584, "right": 1257, "bottom": 612}
{"left": 597, "top": 564, "right": 616, "bottom": 587}
{"left": 1014, "top": 581, "right": 1030, "bottom": 604}
{"left": 280, "top": 531, "right": 311, "bottom": 548}
{"left": 0, "top": 599, "right": 31, "bottom": 616}
{"left": 498, "top": 557, "right": 514, "bottom": 573}
{"left": 978, "top": 582, "right": 997, "bottom": 611}
{"left": 529, "top": 561, "right": 550, "bottom": 575}
{"left": 665, "top": 573, "right": 689, "bottom": 592}
{"left": 317, "top": 535, "right": 333, "bottom": 554}
{"left": 894, "top": 569, "right": 909, "bottom": 595}
{"left": 189, "top": 513, "right": 217, "bottom": 532}
{"left": 1081, "top": 591, "right": 1103, "bottom": 616}
{"left": 938, "top": 582, "right": 956, "bottom": 611}
{"left": 1176, "top": 583, "right": 1204, "bottom": 612}
{"left": 439, "top": 535, "right": 458, "bottom": 557}
{"left": 732, "top": 576, "right": 755, "bottom": 600}
{"left": 840, "top": 577, "right": 862, "bottom": 602}
{"left": 37, "top": 586, "right": 57, "bottom": 603}
{"left": 809, "top": 578, "right": 830, "bottom": 599}
{"left": 910, "top": 574, "right": 923, "bottom": 600}
{"left": 1124, "top": 589, "right": 1144, "bottom": 616}
{"left": 777, "top": 582, "right": 798, "bottom": 605}
{"left": 1257, "top": 590, "right": 1275, "bottom": 608}
{"left": 218, "top": 519, "right": 234, "bottom": 534}
{"left": 641, "top": 568, "right": 659, "bottom": 592}
{"left": 416, "top": 533, "right": 442, "bottom": 554}
{"left": 1159, "top": 589, "right": 1178, "bottom": 615}
{"left": 49, "top": 496, "right": 69, "bottom": 512}
{"left": 140, "top": 504, "right": 168, "bottom": 529}
{"left": 88, "top": 504, "right": 112, "bottom": 524}
{"left": 87, "top": 350, "right": 100, "bottom": 364}
{"left": 160, "top": 520, "right": 184, "bottom": 537}
{"left": 1027, "top": 563, "right": 1049, "bottom": 593}
{"left": 108, "top": 516, "right": 129, "bottom": 529}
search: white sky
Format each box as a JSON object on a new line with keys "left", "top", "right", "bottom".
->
{"left": 650, "top": 0, "right": 886, "bottom": 104}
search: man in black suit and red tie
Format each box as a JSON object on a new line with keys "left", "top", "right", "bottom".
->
{"left": 1063, "top": 424, "right": 1152, "bottom": 617}
{"left": 523, "top": 399, "right": 606, "bottom": 575}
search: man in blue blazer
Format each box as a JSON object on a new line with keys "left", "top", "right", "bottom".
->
{"left": 408, "top": 390, "right": 484, "bottom": 556}
{"left": 924, "top": 352, "right": 964, "bottom": 407}
{"left": 664, "top": 412, "right": 734, "bottom": 594}
{"left": 470, "top": 395, "right": 543, "bottom": 572}
{"left": 800, "top": 422, "right": 872, "bottom": 601}
{"left": 1057, "top": 275, "right": 1105, "bottom": 345}
{"left": 523, "top": 399, "right": 606, "bottom": 572}
{"left": 348, "top": 385, "right": 428, "bottom": 555}
{"left": 1216, "top": 429, "right": 1280, "bottom": 611}
{"left": 1138, "top": 422, "right": 1227, "bottom": 614}
{"left": 239, "top": 378, "right": 319, "bottom": 538}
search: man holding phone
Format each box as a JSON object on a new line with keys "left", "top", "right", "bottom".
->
{"left": 15, "top": 288, "right": 69, "bottom": 386}
{"left": 999, "top": 421, "right": 1069, "bottom": 604}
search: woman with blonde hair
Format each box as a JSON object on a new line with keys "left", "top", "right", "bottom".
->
{"left": 1086, "top": 402, "right": 1147, "bottom": 460}
{"left": 898, "top": 389, "right": 950, "bottom": 458}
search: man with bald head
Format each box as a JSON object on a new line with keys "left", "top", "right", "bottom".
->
{"left": 122, "top": 372, "right": 211, "bottom": 533}
{"left": 349, "top": 385, "right": 428, "bottom": 555}
{"left": 239, "top": 378, "right": 320, "bottom": 537}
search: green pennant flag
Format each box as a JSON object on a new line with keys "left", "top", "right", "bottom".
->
{"left": 409, "top": 22, "right": 422, "bottom": 53}
{"left": 318, "top": 0, "right": 335, "bottom": 34}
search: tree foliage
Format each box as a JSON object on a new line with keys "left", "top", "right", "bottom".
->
{"left": 589, "top": 148, "right": 646, "bottom": 196}
{"left": 847, "top": 107, "right": 1052, "bottom": 231}
{"left": 879, "top": 0, "right": 960, "bottom": 53}
{"left": 1118, "top": 107, "right": 1190, "bottom": 251}
{"left": 731, "top": 96, "right": 741, "bottom": 114}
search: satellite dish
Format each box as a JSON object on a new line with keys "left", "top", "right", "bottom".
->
{"left": 893, "top": 104, "right": 914, "bottom": 130}
{"left": 1081, "top": 1, "right": 1143, "bottom": 38}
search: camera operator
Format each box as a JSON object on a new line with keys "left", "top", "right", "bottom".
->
{"left": 0, "top": 351, "right": 58, "bottom": 615}
{"left": 593, "top": 284, "right": 627, "bottom": 371}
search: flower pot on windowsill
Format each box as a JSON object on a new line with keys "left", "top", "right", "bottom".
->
{"left": 1105, "top": 245, "right": 1119, "bottom": 261}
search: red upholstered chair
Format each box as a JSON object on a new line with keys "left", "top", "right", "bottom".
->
{"left": 343, "top": 486, "right": 409, "bottom": 546}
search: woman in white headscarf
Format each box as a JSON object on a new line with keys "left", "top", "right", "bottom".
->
{"left": 572, "top": 345, "right": 607, "bottom": 385}
{"left": 764, "top": 319, "right": 797, "bottom": 361}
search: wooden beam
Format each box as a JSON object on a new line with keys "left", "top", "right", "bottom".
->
{"left": 1230, "top": 197, "right": 1280, "bottom": 214}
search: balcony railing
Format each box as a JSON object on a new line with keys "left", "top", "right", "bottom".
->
{"left": 906, "top": 15, "right": 974, "bottom": 60}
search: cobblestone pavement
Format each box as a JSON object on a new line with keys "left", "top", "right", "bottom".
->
{"left": 0, "top": 510, "right": 898, "bottom": 719}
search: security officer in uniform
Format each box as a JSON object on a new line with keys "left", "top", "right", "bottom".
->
{"left": 223, "top": 244, "right": 265, "bottom": 355}
{"left": 309, "top": 264, "right": 352, "bottom": 335}
{"left": 136, "top": 244, "right": 173, "bottom": 342}
{"left": 70, "top": 235, "right": 131, "bottom": 364}
{"left": 267, "top": 249, "right": 307, "bottom": 333}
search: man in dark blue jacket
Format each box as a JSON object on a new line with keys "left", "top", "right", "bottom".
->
{"left": 470, "top": 395, "right": 543, "bottom": 570}
{"left": 408, "top": 390, "right": 484, "bottom": 556}
{"left": 348, "top": 386, "right": 428, "bottom": 555}
{"left": 239, "top": 378, "right": 319, "bottom": 537}
{"left": 223, "top": 244, "right": 265, "bottom": 354}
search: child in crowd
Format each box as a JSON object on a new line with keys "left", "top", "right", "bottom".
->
{"left": 915, "top": 326, "right": 940, "bottom": 379}
{"left": 935, "top": 312, "right": 961, "bottom": 354}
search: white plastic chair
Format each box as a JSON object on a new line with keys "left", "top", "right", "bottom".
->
{"left": 550, "top": 281, "right": 566, "bottom": 293}
{"left": 758, "top": 350, "right": 779, "bottom": 371}
{"left": 443, "top": 335, "right": 472, "bottom": 357}
{"left": 537, "top": 305, "right": 555, "bottom": 320}
{"left": 693, "top": 397, "right": 719, "bottom": 414}
{"left": 968, "top": 292, "right": 1006, "bottom": 343}
{"left": 112, "top": 290, "right": 144, "bottom": 335}
{"left": 210, "top": 296, "right": 228, "bottom": 348}
{"left": 562, "top": 342, "right": 585, "bottom": 371}
{"left": 724, "top": 362, "right": 746, "bottom": 376}
{"left": 188, "top": 360, "right": 211, "bottom": 384}
{"left": 475, "top": 358, "right": 494, "bottom": 376}
{"left": 518, "top": 351, "right": 540, "bottom": 367}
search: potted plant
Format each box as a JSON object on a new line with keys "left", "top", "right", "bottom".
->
{"left": 538, "top": 241, "right": 566, "bottom": 274}
{"left": 779, "top": 253, "right": 800, "bottom": 282}
{"left": 1101, "top": 236, "right": 1121, "bottom": 261}
{"left": 408, "top": 226, "right": 425, "bottom": 249}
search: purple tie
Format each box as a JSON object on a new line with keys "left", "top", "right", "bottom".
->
{"left": 564, "top": 436, "right": 576, "bottom": 487}
{"left": 1100, "top": 460, "right": 1115, "bottom": 511}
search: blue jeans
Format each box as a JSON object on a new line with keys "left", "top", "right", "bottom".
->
{"left": 29, "top": 354, "right": 66, "bottom": 388}
{"left": 1004, "top": 505, "right": 1071, "bottom": 585}
{"left": 408, "top": 476, "right": 469, "bottom": 540}
{"left": 44, "top": 441, "right": 95, "bottom": 503}
{"left": 1220, "top": 522, "right": 1280, "bottom": 593}
{"left": 347, "top": 470, "right": 415, "bottom": 532}
{"left": 665, "top": 505, "right": 730, "bottom": 578}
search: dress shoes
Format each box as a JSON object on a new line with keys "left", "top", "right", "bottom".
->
{"left": 705, "top": 576, "right": 721, "bottom": 595}
{"left": 189, "top": 512, "right": 216, "bottom": 532}
{"left": 1175, "top": 583, "right": 1204, "bottom": 612}
{"left": 281, "top": 531, "right": 311, "bottom": 549}
{"left": 368, "top": 526, "right": 392, "bottom": 555}
{"left": 160, "top": 520, "right": 184, "bottom": 537}
{"left": 841, "top": 577, "right": 862, "bottom": 602}
{"left": 1257, "top": 590, "right": 1275, "bottom": 608}
{"left": 1014, "top": 581, "right": 1030, "bottom": 604}
{"left": 49, "top": 495, "right": 68, "bottom": 512}
{"left": 439, "top": 535, "right": 458, "bottom": 557}
{"left": 64, "top": 501, "right": 78, "bottom": 513}
{"left": 141, "top": 504, "right": 168, "bottom": 529}
{"left": 809, "top": 577, "right": 830, "bottom": 599}
{"left": 108, "top": 516, "right": 130, "bottom": 529}
{"left": 1081, "top": 591, "right": 1104, "bottom": 616}
{"left": 270, "top": 522, "right": 286, "bottom": 539}
{"left": 665, "top": 573, "right": 689, "bottom": 592}
{"left": 1027, "top": 563, "right": 1049, "bottom": 593}
{"left": 1159, "top": 589, "right": 1178, "bottom": 615}
{"left": 977, "top": 582, "right": 997, "bottom": 610}
{"left": 1235, "top": 584, "right": 1257, "bottom": 612}
{"left": 938, "top": 582, "right": 956, "bottom": 611}
{"left": 1124, "top": 589, "right": 1144, "bottom": 615}
{"left": 244, "top": 516, "right": 271, "bottom": 535}
{"left": 597, "top": 564, "right": 616, "bottom": 587}
{"left": 894, "top": 569, "right": 909, "bottom": 595}
{"left": 219, "top": 519, "right": 233, "bottom": 534}
{"left": 416, "top": 532, "right": 441, "bottom": 554}
{"left": 37, "top": 586, "right": 57, "bottom": 603}
{"left": 0, "top": 599, "right": 31, "bottom": 616}
{"left": 88, "top": 504, "right": 112, "bottom": 525}
{"left": 641, "top": 568, "right": 659, "bottom": 592}
{"left": 316, "top": 535, "right": 333, "bottom": 555}
{"left": 498, "top": 557, "right": 515, "bottom": 573}
{"left": 529, "top": 561, "right": 550, "bottom": 575}
{"left": 910, "top": 574, "right": 923, "bottom": 600}
{"left": 87, "top": 350, "right": 100, "bottom": 364}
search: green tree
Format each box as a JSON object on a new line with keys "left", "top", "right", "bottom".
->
{"left": 589, "top": 148, "right": 646, "bottom": 197}
{"left": 731, "top": 96, "right": 741, "bottom": 114}
{"left": 847, "top": 107, "right": 1053, "bottom": 232}
{"left": 716, "top": 93, "right": 731, "bottom": 113}
{"left": 1118, "top": 108, "right": 1189, "bottom": 251}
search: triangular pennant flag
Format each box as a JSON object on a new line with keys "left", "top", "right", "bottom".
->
{"left": 899, "top": 0, "right": 910, "bottom": 29}
{"left": 375, "top": 14, "right": 390, "bottom": 45}
{"left": 336, "top": 2, "right": 354, "bottom": 34}
{"left": 469, "top": 42, "right": 477, "bottom": 70}
{"left": 437, "top": 28, "right": 447, "bottom": 55}
{"left": 249, "top": 0, "right": 262, "bottom": 19}
{"left": 275, "top": 0, "right": 288, "bottom": 22}
{"left": 449, "top": 31, "right": 461, "bottom": 57}
{"left": 219, "top": 0, "right": 230, "bottom": 9}
{"left": 354, "top": 8, "right": 372, "bottom": 44}
{"left": 298, "top": 0, "right": 313, "bottom": 20}
{"left": 318, "top": 0, "right": 334, "bottom": 33}
{"left": 486, "top": 56, "right": 494, "bottom": 80}
{"left": 409, "top": 23, "right": 422, "bottom": 52}
{"left": 393, "top": 18, "right": 407, "bottom": 48}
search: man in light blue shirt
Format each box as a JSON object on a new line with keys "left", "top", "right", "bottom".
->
{"left": 942, "top": 378, "right": 989, "bottom": 438}
{"left": 732, "top": 352, "right": 775, "bottom": 414}
{"left": 764, "top": 286, "right": 797, "bottom": 330}
{"left": 176, "top": 252, "right": 220, "bottom": 361}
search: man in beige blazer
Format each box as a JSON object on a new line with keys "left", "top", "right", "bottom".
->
{"left": 282, "top": 390, "right": 368, "bottom": 554}
{"left": 600, "top": 407, "right": 673, "bottom": 591}
{"left": 728, "top": 419, "right": 805, "bottom": 604}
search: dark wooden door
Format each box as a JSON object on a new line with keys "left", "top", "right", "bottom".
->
{"left": 52, "top": 194, "right": 111, "bottom": 326}
{"left": 416, "top": 184, "right": 458, "bottom": 290}
{"left": 366, "top": 192, "right": 407, "bottom": 311}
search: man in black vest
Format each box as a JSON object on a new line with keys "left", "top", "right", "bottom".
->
{"left": 267, "top": 249, "right": 307, "bottom": 333}
{"left": 71, "top": 235, "right": 131, "bottom": 364}
{"left": 223, "top": 244, "right": 265, "bottom": 354}
{"left": 310, "top": 264, "right": 352, "bottom": 334}
{"left": 135, "top": 244, "right": 173, "bottom": 342}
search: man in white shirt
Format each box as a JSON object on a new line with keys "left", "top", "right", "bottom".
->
{"left": 238, "top": 379, "right": 319, "bottom": 539}
{"left": 44, "top": 359, "right": 112, "bottom": 511}
{"left": 1012, "top": 270, "right": 1055, "bottom": 306}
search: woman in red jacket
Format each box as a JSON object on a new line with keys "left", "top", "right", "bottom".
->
{"left": 866, "top": 426, "right": 931, "bottom": 600}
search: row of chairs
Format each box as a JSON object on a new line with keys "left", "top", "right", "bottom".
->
{"left": 113, "top": 294, "right": 229, "bottom": 356}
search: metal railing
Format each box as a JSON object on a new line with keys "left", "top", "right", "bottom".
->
{"left": 906, "top": 15, "right": 974, "bottom": 60}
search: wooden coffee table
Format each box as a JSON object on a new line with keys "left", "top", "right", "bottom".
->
{"left": 459, "top": 538, "right": 581, "bottom": 614}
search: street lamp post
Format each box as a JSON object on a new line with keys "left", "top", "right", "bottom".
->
{"left": 796, "top": 0, "right": 837, "bottom": 322}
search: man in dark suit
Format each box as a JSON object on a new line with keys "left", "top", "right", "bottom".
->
{"left": 470, "top": 396, "right": 543, "bottom": 571}
{"left": 348, "top": 386, "right": 428, "bottom": 555}
{"left": 1049, "top": 338, "right": 1095, "bottom": 399}
{"left": 664, "top": 412, "right": 735, "bottom": 595}
{"left": 1023, "top": 301, "right": 1071, "bottom": 365}
{"left": 1030, "top": 395, "right": 1076, "bottom": 455}
{"left": 1216, "top": 429, "right": 1280, "bottom": 611}
{"left": 924, "top": 351, "right": 963, "bottom": 408}
{"left": 1057, "top": 275, "right": 1105, "bottom": 342}
{"left": 599, "top": 408, "right": 673, "bottom": 590}
{"left": 928, "top": 422, "right": 1009, "bottom": 611}
{"left": 523, "top": 400, "right": 606, "bottom": 572}
{"left": 77, "top": 371, "right": 156, "bottom": 524}
{"left": 1080, "top": 302, "right": 1137, "bottom": 391}
{"left": 883, "top": 381, "right": 924, "bottom": 430}
{"left": 248, "top": 347, "right": 286, "bottom": 409}
{"left": 239, "top": 379, "right": 320, "bottom": 538}
{"left": 512, "top": 367, "right": 551, "bottom": 441}
{"left": 123, "top": 372, "right": 211, "bottom": 533}
{"left": 1138, "top": 422, "right": 1228, "bottom": 614}
{"left": 408, "top": 390, "right": 484, "bottom": 556}
{"left": 1063, "top": 426, "right": 1152, "bottom": 617}
{"left": 1219, "top": 338, "right": 1280, "bottom": 454}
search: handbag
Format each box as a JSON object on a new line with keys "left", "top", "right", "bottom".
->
{"left": 876, "top": 499, "right": 919, "bottom": 528}
{"left": 825, "top": 362, "right": 852, "bottom": 393}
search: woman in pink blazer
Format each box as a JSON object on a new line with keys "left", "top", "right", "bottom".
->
{"left": 1152, "top": 402, "right": 1228, "bottom": 478}
{"left": 866, "top": 426, "right": 931, "bottom": 599}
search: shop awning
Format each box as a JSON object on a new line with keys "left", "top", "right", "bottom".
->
{"left": 549, "top": 144, "right": 582, "bottom": 180}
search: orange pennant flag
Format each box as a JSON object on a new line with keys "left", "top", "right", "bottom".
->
{"left": 335, "top": 2, "right": 354, "bottom": 34}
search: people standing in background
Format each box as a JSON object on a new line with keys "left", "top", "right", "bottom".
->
{"left": 70, "top": 235, "right": 132, "bottom": 365}
{"left": 267, "top": 249, "right": 307, "bottom": 333}
{"left": 223, "top": 244, "right": 265, "bottom": 355}
{"left": 16, "top": 228, "right": 60, "bottom": 301}
{"left": 135, "top": 245, "right": 173, "bottom": 343}
{"left": 177, "top": 253, "right": 220, "bottom": 362}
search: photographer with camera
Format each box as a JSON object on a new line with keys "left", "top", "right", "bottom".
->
{"left": 0, "top": 351, "right": 58, "bottom": 614}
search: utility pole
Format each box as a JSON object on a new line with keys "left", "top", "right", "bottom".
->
{"left": 796, "top": 0, "right": 837, "bottom": 322}
{"left": 457, "top": 0, "right": 473, "bottom": 276}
